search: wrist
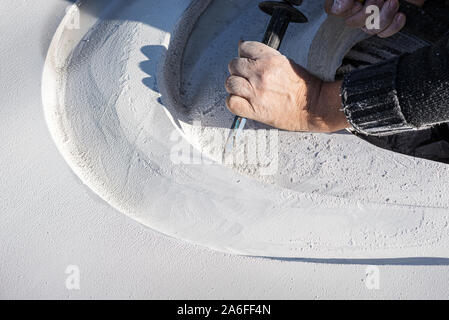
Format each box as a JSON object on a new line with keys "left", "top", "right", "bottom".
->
{"left": 312, "top": 80, "right": 350, "bottom": 132}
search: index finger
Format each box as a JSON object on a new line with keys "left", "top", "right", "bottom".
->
{"left": 238, "top": 41, "right": 281, "bottom": 60}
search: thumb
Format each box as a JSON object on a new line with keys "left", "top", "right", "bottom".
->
{"left": 226, "top": 95, "right": 256, "bottom": 119}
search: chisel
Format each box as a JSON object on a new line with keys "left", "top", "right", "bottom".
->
{"left": 223, "top": 0, "right": 308, "bottom": 158}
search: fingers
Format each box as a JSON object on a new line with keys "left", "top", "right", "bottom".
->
{"left": 225, "top": 75, "right": 255, "bottom": 118}
{"left": 225, "top": 76, "right": 254, "bottom": 101}
{"left": 345, "top": 0, "right": 383, "bottom": 28}
{"left": 348, "top": 1, "right": 364, "bottom": 16}
{"left": 342, "top": 0, "right": 405, "bottom": 37}
{"left": 238, "top": 41, "right": 280, "bottom": 60}
{"left": 226, "top": 95, "right": 255, "bottom": 119}
{"left": 328, "top": 0, "right": 406, "bottom": 38}
{"left": 229, "top": 41, "right": 280, "bottom": 79}
{"left": 377, "top": 12, "right": 406, "bottom": 38}
{"left": 378, "top": 0, "right": 400, "bottom": 31}
{"left": 228, "top": 57, "right": 255, "bottom": 79}
{"left": 325, "top": 0, "right": 360, "bottom": 16}
{"left": 362, "top": 0, "right": 402, "bottom": 35}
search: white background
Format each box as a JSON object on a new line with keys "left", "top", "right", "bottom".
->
{"left": 1, "top": 0, "right": 448, "bottom": 299}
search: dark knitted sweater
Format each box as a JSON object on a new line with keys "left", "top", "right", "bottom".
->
{"left": 341, "top": 0, "right": 449, "bottom": 136}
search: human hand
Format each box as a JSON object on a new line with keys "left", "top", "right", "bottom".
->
{"left": 325, "top": 0, "right": 426, "bottom": 38}
{"left": 225, "top": 41, "right": 349, "bottom": 133}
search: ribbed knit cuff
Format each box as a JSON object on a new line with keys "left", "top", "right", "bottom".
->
{"left": 341, "top": 58, "right": 415, "bottom": 136}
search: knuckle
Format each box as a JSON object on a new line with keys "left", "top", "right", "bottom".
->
{"left": 226, "top": 76, "right": 239, "bottom": 91}
{"left": 259, "top": 68, "right": 270, "bottom": 84}
{"left": 228, "top": 58, "right": 237, "bottom": 70}
{"left": 241, "top": 41, "right": 259, "bottom": 54}
{"left": 246, "top": 57, "right": 257, "bottom": 68}
{"left": 240, "top": 41, "right": 252, "bottom": 52}
{"left": 225, "top": 76, "right": 233, "bottom": 89}
{"left": 240, "top": 40, "right": 250, "bottom": 49}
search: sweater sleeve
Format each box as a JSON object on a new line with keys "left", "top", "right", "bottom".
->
{"left": 341, "top": 1, "right": 449, "bottom": 136}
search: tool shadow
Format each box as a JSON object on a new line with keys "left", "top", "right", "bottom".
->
{"left": 257, "top": 256, "right": 449, "bottom": 266}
